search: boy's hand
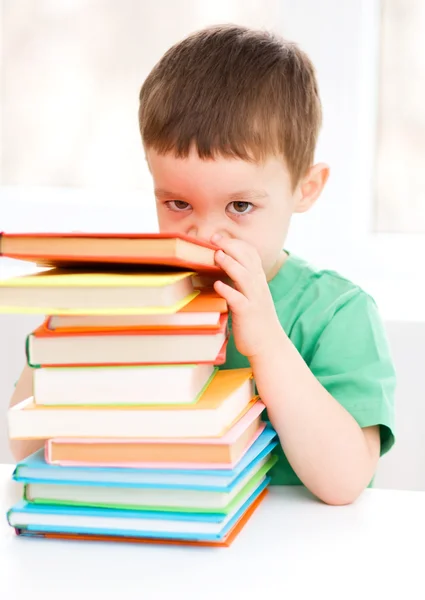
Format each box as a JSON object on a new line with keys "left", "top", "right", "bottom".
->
{"left": 211, "top": 234, "right": 280, "bottom": 359}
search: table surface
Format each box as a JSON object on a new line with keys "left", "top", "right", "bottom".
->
{"left": 1, "top": 464, "right": 424, "bottom": 600}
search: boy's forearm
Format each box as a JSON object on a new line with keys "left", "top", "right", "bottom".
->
{"left": 10, "top": 438, "right": 45, "bottom": 463}
{"left": 249, "top": 327, "right": 380, "bottom": 505}
{"left": 9, "top": 365, "right": 45, "bottom": 462}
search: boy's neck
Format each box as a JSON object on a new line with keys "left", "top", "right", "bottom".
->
{"left": 266, "top": 250, "right": 288, "bottom": 282}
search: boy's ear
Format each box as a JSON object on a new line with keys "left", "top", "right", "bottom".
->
{"left": 294, "top": 163, "right": 329, "bottom": 213}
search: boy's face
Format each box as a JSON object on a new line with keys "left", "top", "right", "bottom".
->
{"left": 147, "top": 147, "right": 324, "bottom": 278}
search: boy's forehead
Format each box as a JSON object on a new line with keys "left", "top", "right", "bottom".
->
{"left": 146, "top": 147, "right": 292, "bottom": 192}
{"left": 155, "top": 186, "right": 270, "bottom": 203}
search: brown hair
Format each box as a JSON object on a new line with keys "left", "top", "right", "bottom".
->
{"left": 138, "top": 24, "right": 322, "bottom": 188}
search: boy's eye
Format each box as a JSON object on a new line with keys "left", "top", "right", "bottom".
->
{"left": 166, "top": 200, "right": 191, "bottom": 212}
{"left": 227, "top": 201, "right": 254, "bottom": 215}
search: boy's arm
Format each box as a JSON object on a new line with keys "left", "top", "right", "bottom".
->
{"left": 212, "top": 236, "right": 385, "bottom": 506}
{"left": 250, "top": 331, "right": 381, "bottom": 506}
{"left": 9, "top": 365, "right": 45, "bottom": 462}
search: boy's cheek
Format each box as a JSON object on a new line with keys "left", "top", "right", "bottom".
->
{"left": 157, "top": 214, "right": 180, "bottom": 233}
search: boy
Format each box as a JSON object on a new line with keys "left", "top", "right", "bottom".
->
{"left": 10, "top": 25, "right": 396, "bottom": 506}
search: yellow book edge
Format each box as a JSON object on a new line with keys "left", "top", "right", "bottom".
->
{"left": 0, "top": 270, "right": 196, "bottom": 287}
{"left": 0, "top": 291, "right": 200, "bottom": 315}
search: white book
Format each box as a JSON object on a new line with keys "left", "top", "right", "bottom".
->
{"left": 27, "top": 321, "right": 227, "bottom": 366}
{"left": 33, "top": 363, "right": 216, "bottom": 406}
{"left": 8, "top": 369, "right": 255, "bottom": 439}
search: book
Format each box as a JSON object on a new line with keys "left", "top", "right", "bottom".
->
{"left": 13, "top": 487, "right": 268, "bottom": 547}
{"left": 8, "top": 368, "right": 256, "bottom": 439}
{"left": 33, "top": 363, "right": 217, "bottom": 406}
{"left": 0, "top": 232, "right": 220, "bottom": 271}
{"left": 23, "top": 455, "right": 277, "bottom": 513}
{"left": 45, "top": 401, "right": 266, "bottom": 468}
{"left": 7, "top": 476, "right": 270, "bottom": 541}
{"left": 14, "top": 428, "right": 277, "bottom": 490}
{"left": 27, "top": 314, "right": 228, "bottom": 367}
{"left": 0, "top": 269, "right": 198, "bottom": 315}
{"left": 46, "top": 289, "right": 227, "bottom": 330}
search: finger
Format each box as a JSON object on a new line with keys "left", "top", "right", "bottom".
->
{"left": 211, "top": 236, "right": 262, "bottom": 273}
{"left": 214, "top": 250, "right": 253, "bottom": 297}
{"left": 213, "top": 280, "right": 248, "bottom": 313}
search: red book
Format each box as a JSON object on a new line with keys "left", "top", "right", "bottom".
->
{"left": 0, "top": 232, "right": 221, "bottom": 271}
{"left": 27, "top": 313, "right": 229, "bottom": 367}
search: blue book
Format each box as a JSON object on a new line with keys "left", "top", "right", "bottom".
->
{"left": 7, "top": 477, "right": 270, "bottom": 542}
{"left": 21, "top": 455, "right": 277, "bottom": 514}
{"left": 13, "top": 426, "right": 277, "bottom": 491}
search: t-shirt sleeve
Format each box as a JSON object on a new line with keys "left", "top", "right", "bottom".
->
{"left": 308, "top": 291, "right": 396, "bottom": 455}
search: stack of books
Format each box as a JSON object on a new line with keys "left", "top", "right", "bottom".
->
{"left": 1, "top": 232, "right": 277, "bottom": 547}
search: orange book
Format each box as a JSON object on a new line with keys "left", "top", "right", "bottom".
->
{"left": 27, "top": 313, "right": 229, "bottom": 367}
{"left": 0, "top": 231, "right": 221, "bottom": 271}
{"left": 45, "top": 401, "right": 266, "bottom": 467}
{"left": 47, "top": 289, "right": 228, "bottom": 331}
{"left": 8, "top": 369, "right": 256, "bottom": 439}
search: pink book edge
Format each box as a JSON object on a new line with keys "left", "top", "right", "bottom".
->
{"left": 45, "top": 423, "right": 266, "bottom": 470}
{"left": 46, "top": 401, "right": 265, "bottom": 448}
{"left": 45, "top": 402, "right": 266, "bottom": 465}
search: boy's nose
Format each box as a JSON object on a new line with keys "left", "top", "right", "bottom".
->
{"left": 188, "top": 224, "right": 228, "bottom": 243}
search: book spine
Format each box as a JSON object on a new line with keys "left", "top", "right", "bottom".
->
{"left": 25, "top": 333, "right": 40, "bottom": 368}
{"left": 44, "top": 439, "right": 53, "bottom": 464}
{"left": 23, "top": 484, "right": 30, "bottom": 502}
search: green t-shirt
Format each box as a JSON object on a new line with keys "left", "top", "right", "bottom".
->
{"left": 219, "top": 252, "right": 396, "bottom": 485}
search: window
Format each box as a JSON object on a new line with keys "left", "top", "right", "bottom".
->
{"left": 0, "top": 0, "right": 279, "bottom": 190}
{"left": 375, "top": 0, "right": 425, "bottom": 233}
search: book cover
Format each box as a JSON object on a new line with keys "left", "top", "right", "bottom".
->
{"left": 45, "top": 403, "right": 266, "bottom": 468}
{"left": 0, "top": 232, "right": 221, "bottom": 271}
{"left": 13, "top": 488, "right": 268, "bottom": 547}
{"left": 8, "top": 368, "right": 255, "bottom": 439}
{"left": 7, "top": 476, "right": 270, "bottom": 541}
{"left": 23, "top": 456, "right": 277, "bottom": 514}
{"left": 27, "top": 314, "right": 228, "bottom": 367}
{"left": 46, "top": 289, "right": 228, "bottom": 331}
{"left": 14, "top": 428, "right": 278, "bottom": 491}
{"left": 33, "top": 364, "right": 218, "bottom": 406}
{"left": 0, "top": 270, "right": 199, "bottom": 315}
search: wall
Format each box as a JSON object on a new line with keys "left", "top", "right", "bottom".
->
{"left": 374, "top": 321, "right": 425, "bottom": 491}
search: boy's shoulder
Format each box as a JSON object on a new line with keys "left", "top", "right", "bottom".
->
{"left": 272, "top": 251, "right": 372, "bottom": 305}
{"left": 270, "top": 252, "right": 381, "bottom": 343}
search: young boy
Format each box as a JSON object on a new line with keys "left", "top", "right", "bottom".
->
{"left": 10, "top": 25, "right": 396, "bottom": 506}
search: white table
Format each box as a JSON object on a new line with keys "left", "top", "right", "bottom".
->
{"left": 1, "top": 464, "right": 424, "bottom": 600}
